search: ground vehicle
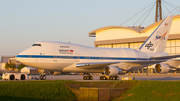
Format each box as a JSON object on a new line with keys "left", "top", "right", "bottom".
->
{"left": 2, "top": 73, "right": 31, "bottom": 80}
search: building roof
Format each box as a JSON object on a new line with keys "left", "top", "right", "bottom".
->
{"left": 89, "top": 14, "right": 180, "bottom": 37}
{"left": 1, "top": 56, "right": 15, "bottom": 63}
{"left": 88, "top": 26, "right": 142, "bottom": 37}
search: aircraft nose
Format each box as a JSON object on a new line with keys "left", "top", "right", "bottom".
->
{"left": 16, "top": 52, "right": 25, "bottom": 62}
{"left": 16, "top": 49, "right": 31, "bottom": 65}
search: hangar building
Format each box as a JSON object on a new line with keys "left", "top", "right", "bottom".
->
{"left": 1, "top": 55, "right": 16, "bottom": 70}
{"left": 89, "top": 14, "right": 180, "bottom": 74}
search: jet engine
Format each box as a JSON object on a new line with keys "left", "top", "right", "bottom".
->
{"left": 155, "top": 63, "right": 170, "bottom": 73}
{"left": 104, "top": 65, "right": 122, "bottom": 76}
{"left": 49, "top": 71, "right": 62, "bottom": 75}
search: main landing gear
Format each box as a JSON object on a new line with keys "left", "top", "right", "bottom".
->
{"left": 100, "top": 75, "right": 119, "bottom": 80}
{"left": 83, "top": 73, "right": 93, "bottom": 80}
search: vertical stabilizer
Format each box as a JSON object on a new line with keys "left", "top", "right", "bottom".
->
{"left": 139, "top": 16, "right": 173, "bottom": 53}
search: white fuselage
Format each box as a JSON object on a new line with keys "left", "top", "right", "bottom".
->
{"left": 16, "top": 41, "right": 168, "bottom": 73}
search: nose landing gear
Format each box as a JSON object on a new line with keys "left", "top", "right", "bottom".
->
{"left": 40, "top": 75, "right": 46, "bottom": 80}
{"left": 39, "top": 69, "right": 46, "bottom": 80}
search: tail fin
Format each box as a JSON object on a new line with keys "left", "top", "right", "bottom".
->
{"left": 139, "top": 16, "right": 173, "bottom": 53}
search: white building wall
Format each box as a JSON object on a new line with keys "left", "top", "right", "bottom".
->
{"left": 96, "top": 28, "right": 141, "bottom": 41}
{"left": 170, "top": 19, "right": 180, "bottom": 34}
{"left": 1, "top": 63, "right": 6, "bottom": 70}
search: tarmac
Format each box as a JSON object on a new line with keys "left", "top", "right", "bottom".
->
{"left": 1, "top": 74, "right": 180, "bottom": 81}
{"left": 30, "top": 75, "right": 180, "bottom": 81}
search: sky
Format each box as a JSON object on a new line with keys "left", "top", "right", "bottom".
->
{"left": 0, "top": 0, "right": 180, "bottom": 60}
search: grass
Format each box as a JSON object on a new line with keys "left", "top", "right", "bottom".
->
{"left": 0, "top": 80, "right": 118, "bottom": 101}
{"left": 0, "top": 80, "right": 77, "bottom": 101}
{"left": 114, "top": 80, "right": 180, "bottom": 101}
{"left": 1, "top": 80, "right": 180, "bottom": 101}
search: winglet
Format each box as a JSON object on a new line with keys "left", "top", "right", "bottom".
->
{"left": 139, "top": 16, "right": 173, "bottom": 53}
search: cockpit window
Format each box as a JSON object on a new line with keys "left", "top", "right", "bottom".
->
{"left": 32, "top": 44, "right": 41, "bottom": 46}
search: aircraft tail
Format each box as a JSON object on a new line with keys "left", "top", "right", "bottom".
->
{"left": 139, "top": 16, "right": 173, "bottom": 53}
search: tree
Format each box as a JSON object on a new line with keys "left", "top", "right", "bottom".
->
{"left": 9, "top": 63, "right": 16, "bottom": 70}
{"left": 5, "top": 63, "right": 10, "bottom": 70}
{"left": 5, "top": 63, "right": 16, "bottom": 70}
{"left": 18, "top": 64, "right": 26, "bottom": 70}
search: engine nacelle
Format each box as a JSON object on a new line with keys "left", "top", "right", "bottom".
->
{"left": 49, "top": 71, "right": 62, "bottom": 75}
{"left": 104, "top": 65, "right": 120, "bottom": 76}
{"left": 155, "top": 63, "right": 170, "bottom": 73}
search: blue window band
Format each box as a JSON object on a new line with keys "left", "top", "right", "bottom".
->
{"left": 17, "top": 55, "right": 150, "bottom": 60}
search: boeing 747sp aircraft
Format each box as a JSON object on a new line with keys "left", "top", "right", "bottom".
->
{"left": 17, "top": 16, "right": 179, "bottom": 80}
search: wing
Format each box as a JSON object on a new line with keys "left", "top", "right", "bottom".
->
{"left": 76, "top": 54, "right": 180, "bottom": 71}
{"left": 76, "top": 60, "right": 165, "bottom": 71}
{"left": 164, "top": 59, "right": 180, "bottom": 68}
{"left": 150, "top": 55, "right": 180, "bottom": 60}
{"left": 112, "top": 60, "right": 165, "bottom": 71}
{"left": 76, "top": 61, "right": 120, "bottom": 69}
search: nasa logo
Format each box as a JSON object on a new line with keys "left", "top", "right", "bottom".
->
{"left": 154, "top": 31, "right": 167, "bottom": 40}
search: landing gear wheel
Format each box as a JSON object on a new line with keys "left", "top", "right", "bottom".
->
{"left": 100, "top": 76, "right": 103, "bottom": 80}
{"left": 90, "top": 76, "right": 93, "bottom": 80}
{"left": 116, "top": 76, "right": 119, "bottom": 80}
{"left": 109, "top": 76, "right": 113, "bottom": 80}
{"left": 42, "top": 75, "right": 46, "bottom": 80}
{"left": 83, "top": 76, "right": 87, "bottom": 80}
{"left": 40, "top": 75, "right": 43, "bottom": 80}
{"left": 86, "top": 76, "right": 90, "bottom": 80}
{"left": 40, "top": 75, "right": 46, "bottom": 80}
{"left": 103, "top": 76, "right": 107, "bottom": 80}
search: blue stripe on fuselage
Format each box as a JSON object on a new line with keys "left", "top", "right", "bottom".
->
{"left": 16, "top": 55, "right": 150, "bottom": 60}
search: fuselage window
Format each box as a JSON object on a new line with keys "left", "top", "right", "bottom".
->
{"left": 32, "top": 44, "right": 41, "bottom": 46}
